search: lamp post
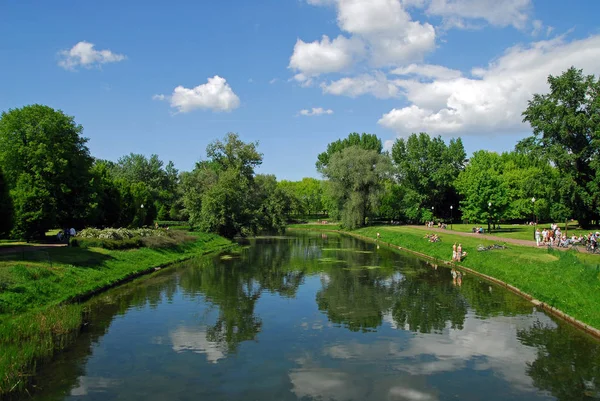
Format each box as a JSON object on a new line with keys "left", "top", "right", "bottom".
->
{"left": 140, "top": 204, "right": 145, "bottom": 227}
{"left": 431, "top": 206, "right": 434, "bottom": 222}
{"left": 531, "top": 197, "right": 536, "bottom": 240}
{"left": 488, "top": 202, "right": 492, "bottom": 234}
{"left": 450, "top": 205, "right": 453, "bottom": 230}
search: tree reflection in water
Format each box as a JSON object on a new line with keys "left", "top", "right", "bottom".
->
{"left": 22, "top": 232, "right": 600, "bottom": 401}
{"left": 518, "top": 320, "right": 600, "bottom": 400}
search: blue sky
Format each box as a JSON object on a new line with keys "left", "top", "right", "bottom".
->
{"left": 1, "top": 0, "right": 600, "bottom": 180}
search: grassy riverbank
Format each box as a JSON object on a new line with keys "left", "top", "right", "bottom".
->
{"left": 0, "top": 231, "right": 234, "bottom": 396}
{"left": 288, "top": 224, "right": 600, "bottom": 332}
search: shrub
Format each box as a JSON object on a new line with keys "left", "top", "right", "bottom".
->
{"left": 77, "top": 227, "right": 169, "bottom": 241}
{"left": 70, "top": 237, "right": 144, "bottom": 250}
{"left": 70, "top": 228, "right": 194, "bottom": 250}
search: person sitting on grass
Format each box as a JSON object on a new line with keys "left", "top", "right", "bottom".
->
{"left": 457, "top": 244, "right": 463, "bottom": 262}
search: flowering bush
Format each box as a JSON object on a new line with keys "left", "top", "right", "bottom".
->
{"left": 72, "top": 228, "right": 194, "bottom": 250}
{"left": 77, "top": 227, "right": 170, "bottom": 240}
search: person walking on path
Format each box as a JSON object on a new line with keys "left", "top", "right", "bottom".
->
{"left": 535, "top": 228, "right": 541, "bottom": 246}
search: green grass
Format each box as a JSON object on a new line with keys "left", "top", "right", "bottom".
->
{"left": 287, "top": 223, "right": 342, "bottom": 231}
{"left": 443, "top": 222, "right": 591, "bottom": 241}
{"left": 0, "top": 231, "right": 234, "bottom": 396}
{"left": 0, "top": 231, "right": 233, "bottom": 316}
{"left": 289, "top": 224, "right": 600, "bottom": 332}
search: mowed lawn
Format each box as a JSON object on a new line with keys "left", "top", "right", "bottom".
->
{"left": 439, "top": 222, "right": 592, "bottom": 241}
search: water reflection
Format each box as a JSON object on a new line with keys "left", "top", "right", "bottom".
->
{"left": 518, "top": 321, "right": 600, "bottom": 400}
{"left": 21, "top": 232, "right": 600, "bottom": 401}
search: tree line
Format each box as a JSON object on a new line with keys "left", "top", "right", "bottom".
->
{"left": 0, "top": 67, "right": 598, "bottom": 239}
{"left": 316, "top": 68, "right": 600, "bottom": 229}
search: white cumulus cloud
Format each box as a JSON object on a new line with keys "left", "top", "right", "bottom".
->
{"left": 292, "top": 0, "right": 436, "bottom": 79}
{"left": 58, "top": 41, "right": 126, "bottom": 70}
{"left": 337, "top": 0, "right": 436, "bottom": 67}
{"left": 167, "top": 76, "right": 240, "bottom": 113}
{"left": 152, "top": 94, "right": 165, "bottom": 101}
{"left": 426, "top": 0, "right": 533, "bottom": 30}
{"left": 378, "top": 34, "right": 600, "bottom": 137}
{"left": 289, "top": 35, "right": 365, "bottom": 78}
{"left": 391, "top": 63, "right": 462, "bottom": 80}
{"left": 299, "top": 107, "right": 334, "bottom": 116}
{"left": 321, "top": 71, "right": 400, "bottom": 98}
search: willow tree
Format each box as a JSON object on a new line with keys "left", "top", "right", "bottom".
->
{"left": 320, "top": 146, "right": 391, "bottom": 229}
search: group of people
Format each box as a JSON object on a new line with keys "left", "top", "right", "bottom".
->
{"left": 452, "top": 242, "right": 466, "bottom": 262}
{"left": 425, "top": 221, "right": 448, "bottom": 229}
{"left": 534, "top": 224, "right": 597, "bottom": 248}
{"left": 57, "top": 227, "right": 77, "bottom": 243}
{"left": 424, "top": 233, "right": 440, "bottom": 242}
{"left": 472, "top": 227, "right": 485, "bottom": 234}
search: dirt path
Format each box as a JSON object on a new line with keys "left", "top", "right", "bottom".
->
{"left": 0, "top": 243, "right": 67, "bottom": 255}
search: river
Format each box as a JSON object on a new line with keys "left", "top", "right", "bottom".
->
{"left": 23, "top": 232, "right": 600, "bottom": 400}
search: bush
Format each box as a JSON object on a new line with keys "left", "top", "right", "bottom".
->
{"left": 70, "top": 228, "right": 195, "bottom": 250}
{"left": 70, "top": 237, "right": 144, "bottom": 250}
{"left": 77, "top": 227, "right": 169, "bottom": 240}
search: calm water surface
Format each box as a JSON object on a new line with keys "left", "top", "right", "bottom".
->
{"left": 26, "top": 232, "right": 600, "bottom": 400}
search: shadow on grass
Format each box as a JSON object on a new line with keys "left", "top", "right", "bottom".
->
{"left": 0, "top": 247, "right": 114, "bottom": 268}
{"left": 486, "top": 228, "right": 525, "bottom": 234}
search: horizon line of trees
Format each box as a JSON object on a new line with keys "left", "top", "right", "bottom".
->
{"left": 1, "top": 66, "right": 598, "bottom": 239}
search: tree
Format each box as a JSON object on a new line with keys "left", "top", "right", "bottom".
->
{"left": 0, "top": 105, "right": 94, "bottom": 238}
{"left": 0, "top": 167, "right": 13, "bottom": 237}
{"left": 181, "top": 133, "right": 263, "bottom": 238}
{"left": 321, "top": 146, "right": 391, "bottom": 229}
{"left": 392, "top": 133, "right": 465, "bottom": 221}
{"left": 109, "top": 153, "right": 179, "bottom": 221}
{"left": 521, "top": 67, "right": 600, "bottom": 227}
{"left": 499, "top": 151, "right": 561, "bottom": 222}
{"left": 277, "top": 180, "right": 304, "bottom": 217}
{"left": 455, "top": 151, "right": 509, "bottom": 232}
{"left": 253, "top": 174, "right": 289, "bottom": 234}
{"left": 88, "top": 160, "right": 122, "bottom": 228}
{"left": 296, "top": 177, "right": 324, "bottom": 216}
{"left": 316, "top": 132, "right": 382, "bottom": 171}
{"left": 277, "top": 177, "right": 324, "bottom": 218}
{"left": 377, "top": 180, "right": 404, "bottom": 221}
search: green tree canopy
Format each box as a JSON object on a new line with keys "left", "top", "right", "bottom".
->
{"left": 321, "top": 146, "right": 391, "bottom": 229}
{"left": 0, "top": 166, "right": 13, "bottom": 237}
{"left": 316, "top": 132, "right": 382, "bottom": 172}
{"left": 391, "top": 133, "right": 465, "bottom": 221}
{"left": 455, "top": 150, "right": 509, "bottom": 231}
{"left": 0, "top": 104, "right": 94, "bottom": 238}
{"left": 181, "top": 133, "right": 264, "bottom": 238}
{"left": 109, "top": 153, "right": 179, "bottom": 220}
{"left": 277, "top": 177, "right": 324, "bottom": 217}
{"left": 520, "top": 67, "right": 600, "bottom": 227}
